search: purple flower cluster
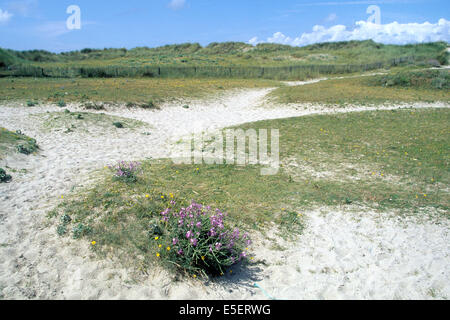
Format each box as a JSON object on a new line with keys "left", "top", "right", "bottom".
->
{"left": 159, "top": 201, "right": 251, "bottom": 275}
{"left": 108, "top": 161, "right": 142, "bottom": 180}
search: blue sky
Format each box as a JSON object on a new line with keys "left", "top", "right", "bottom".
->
{"left": 0, "top": 0, "right": 448, "bottom": 52}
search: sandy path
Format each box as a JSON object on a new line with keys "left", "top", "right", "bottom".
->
{"left": 0, "top": 82, "right": 449, "bottom": 300}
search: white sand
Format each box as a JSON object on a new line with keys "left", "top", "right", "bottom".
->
{"left": 0, "top": 80, "right": 449, "bottom": 300}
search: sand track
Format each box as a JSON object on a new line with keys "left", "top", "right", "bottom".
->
{"left": 0, "top": 82, "right": 449, "bottom": 300}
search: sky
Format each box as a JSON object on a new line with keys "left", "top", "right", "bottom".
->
{"left": 0, "top": 0, "right": 449, "bottom": 52}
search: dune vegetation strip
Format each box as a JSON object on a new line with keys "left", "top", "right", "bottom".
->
{"left": 0, "top": 78, "right": 280, "bottom": 106}
{"left": 1, "top": 41, "right": 447, "bottom": 80}
{"left": 271, "top": 69, "right": 450, "bottom": 105}
{"left": 0, "top": 127, "right": 39, "bottom": 159}
{"left": 49, "top": 107, "right": 449, "bottom": 280}
{"left": 236, "top": 108, "right": 449, "bottom": 212}
{"left": 30, "top": 111, "right": 150, "bottom": 134}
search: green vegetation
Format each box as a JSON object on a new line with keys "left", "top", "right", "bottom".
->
{"left": 236, "top": 108, "right": 449, "bottom": 212}
{"left": 0, "top": 128, "right": 38, "bottom": 158}
{"left": 0, "top": 48, "right": 21, "bottom": 69}
{"left": 0, "top": 78, "right": 279, "bottom": 104}
{"left": 271, "top": 70, "right": 450, "bottom": 105}
{"left": 372, "top": 69, "right": 449, "bottom": 89}
{"left": 1, "top": 41, "right": 447, "bottom": 80}
{"left": 57, "top": 100, "right": 67, "bottom": 107}
{"left": 0, "top": 168, "right": 12, "bottom": 183}
{"left": 50, "top": 108, "right": 448, "bottom": 276}
{"left": 31, "top": 111, "right": 149, "bottom": 133}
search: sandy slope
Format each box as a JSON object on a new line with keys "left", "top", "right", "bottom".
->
{"left": 0, "top": 82, "right": 449, "bottom": 300}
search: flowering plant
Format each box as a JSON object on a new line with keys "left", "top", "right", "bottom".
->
{"left": 155, "top": 201, "right": 251, "bottom": 277}
{"left": 108, "top": 161, "right": 142, "bottom": 183}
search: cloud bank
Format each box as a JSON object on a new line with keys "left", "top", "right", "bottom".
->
{"left": 0, "top": 8, "right": 13, "bottom": 23}
{"left": 249, "top": 19, "right": 450, "bottom": 46}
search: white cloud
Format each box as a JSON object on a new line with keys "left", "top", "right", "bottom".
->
{"left": 168, "top": 0, "right": 186, "bottom": 10}
{"left": 248, "top": 37, "right": 260, "bottom": 46}
{"left": 249, "top": 19, "right": 450, "bottom": 47}
{"left": 0, "top": 8, "right": 13, "bottom": 23}
{"left": 268, "top": 32, "right": 293, "bottom": 45}
{"left": 325, "top": 13, "right": 337, "bottom": 22}
{"left": 7, "top": 0, "right": 38, "bottom": 17}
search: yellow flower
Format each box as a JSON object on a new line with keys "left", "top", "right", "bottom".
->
{"left": 61, "top": 195, "right": 64, "bottom": 199}
{"left": 91, "top": 241, "right": 96, "bottom": 246}
{"left": 145, "top": 194, "right": 150, "bottom": 198}
{"left": 169, "top": 193, "right": 174, "bottom": 198}
{"left": 155, "top": 236, "right": 159, "bottom": 240}
{"left": 193, "top": 274, "right": 197, "bottom": 278}
{"left": 167, "top": 247, "right": 171, "bottom": 251}
{"left": 281, "top": 208, "right": 285, "bottom": 211}
{"left": 161, "top": 195, "right": 164, "bottom": 199}
{"left": 201, "top": 256, "right": 205, "bottom": 260}
{"left": 159, "top": 244, "right": 162, "bottom": 248}
{"left": 416, "top": 195, "right": 419, "bottom": 199}
{"left": 423, "top": 194, "right": 427, "bottom": 197}
{"left": 196, "top": 168, "right": 200, "bottom": 171}
{"left": 156, "top": 253, "right": 160, "bottom": 258}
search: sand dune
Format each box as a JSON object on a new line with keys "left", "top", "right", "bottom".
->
{"left": 0, "top": 85, "right": 449, "bottom": 300}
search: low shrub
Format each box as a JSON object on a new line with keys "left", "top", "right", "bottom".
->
{"left": 16, "top": 138, "right": 39, "bottom": 155}
{"left": 26, "top": 100, "right": 37, "bottom": 107}
{"left": 108, "top": 161, "right": 142, "bottom": 183}
{"left": 374, "top": 69, "right": 449, "bottom": 90}
{"left": 0, "top": 168, "right": 12, "bottom": 183}
{"left": 113, "top": 122, "right": 124, "bottom": 128}
{"left": 141, "top": 100, "right": 159, "bottom": 110}
{"left": 155, "top": 201, "right": 251, "bottom": 277}
{"left": 72, "top": 223, "right": 92, "bottom": 239}
{"left": 57, "top": 100, "right": 67, "bottom": 107}
{"left": 83, "top": 103, "right": 105, "bottom": 110}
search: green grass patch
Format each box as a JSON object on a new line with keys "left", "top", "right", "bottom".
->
{"left": 32, "top": 111, "right": 149, "bottom": 133}
{"left": 271, "top": 71, "right": 450, "bottom": 105}
{"left": 0, "top": 127, "right": 39, "bottom": 159}
{"left": 370, "top": 69, "right": 450, "bottom": 89}
{"left": 0, "top": 78, "right": 279, "bottom": 104}
{"left": 236, "top": 108, "right": 449, "bottom": 212}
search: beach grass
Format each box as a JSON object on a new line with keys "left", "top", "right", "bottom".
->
{"left": 0, "top": 127, "right": 38, "bottom": 159}
{"left": 0, "top": 78, "right": 279, "bottom": 105}
{"left": 31, "top": 111, "right": 149, "bottom": 133}
{"left": 271, "top": 70, "right": 450, "bottom": 105}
